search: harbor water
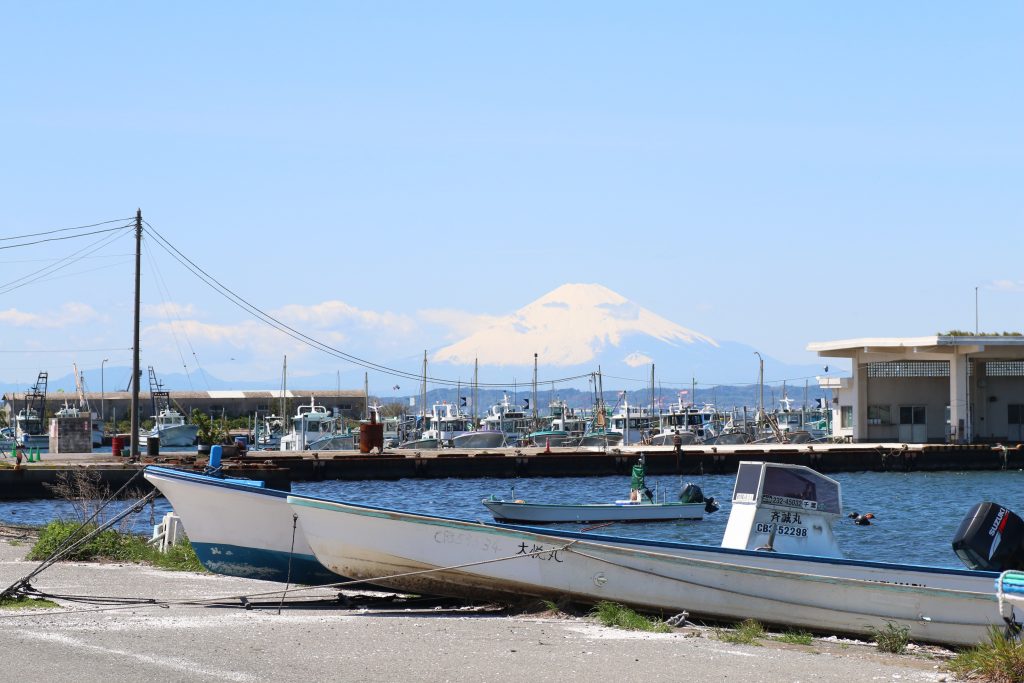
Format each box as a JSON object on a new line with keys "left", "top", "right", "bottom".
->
{"left": 0, "top": 469, "right": 1021, "bottom": 570}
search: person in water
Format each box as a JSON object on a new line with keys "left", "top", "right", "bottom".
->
{"left": 849, "top": 512, "right": 875, "bottom": 525}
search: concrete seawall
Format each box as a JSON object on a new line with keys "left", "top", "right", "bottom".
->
{"left": 0, "top": 442, "right": 1019, "bottom": 500}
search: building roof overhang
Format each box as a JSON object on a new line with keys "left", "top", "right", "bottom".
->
{"left": 806, "top": 335, "right": 1024, "bottom": 359}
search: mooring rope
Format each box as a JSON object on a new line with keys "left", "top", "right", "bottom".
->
{"left": 277, "top": 513, "right": 299, "bottom": 615}
{"left": 0, "top": 467, "right": 157, "bottom": 602}
{"left": 0, "top": 540, "right": 578, "bottom": 619}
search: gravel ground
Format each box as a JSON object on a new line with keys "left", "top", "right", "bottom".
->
{"left": 0, "top": 536, "right": 956, "bottom": 683}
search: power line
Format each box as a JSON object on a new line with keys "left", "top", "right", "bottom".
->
{"left": 0, "top": 225, "right": 133, "bottom": 250}
{"left": 143, "top": 221, "right": 592, "bottom": 389}
{"left": 0, "top": 217, "right": 134, "bottom": 242}
{"left": 0, "top": 224, "right": 135, "bottom": 295}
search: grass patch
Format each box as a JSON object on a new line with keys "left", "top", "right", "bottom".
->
{"left": 870, "top": 621, "right": 911, "bottom": 654}
{"left": 0, "top": 595, "right": 60, "bottom": 610}
{"left": 775, "top": 629, "right": 814, "bottom": 646}
{"left": 948, "top": 627, "right": 1024, "bottom": 683}
{"left": 591, "top": 601, "right": 672, "bottom": 633}
{"left": 717, "top": 619, "right": 765, "bottom": 645}
{"left": 26, "top": 520, "right": 205, "bottom": 573}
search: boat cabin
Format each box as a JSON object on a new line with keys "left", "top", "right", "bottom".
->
{"left": 722, "top": 461, "right": 843, "bottom": 557}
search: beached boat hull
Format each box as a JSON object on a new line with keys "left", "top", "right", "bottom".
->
{"left": 287, "top": 497, "right": 1005, "bottom": 646}
{"left": 144, "top": 466, "right": 340, "bottom": 584}
{"left": 482, "top": 498, "right": 704, "bottom": 523}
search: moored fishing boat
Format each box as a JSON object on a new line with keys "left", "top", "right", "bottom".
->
{"left": 287, "top": 461, "right": 1013, "bottom": 646}
{"left": 143, "top": 464, "right": 340, "bottom": 584}
{"left": 482, "top": 455, "right": 717, "bottom": 523}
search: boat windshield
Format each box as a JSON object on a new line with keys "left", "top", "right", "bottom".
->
{"left": 732, "top": 463, "right": 841, "bottom": 515}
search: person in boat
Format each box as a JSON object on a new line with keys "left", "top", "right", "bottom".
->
{"left": 629, "top": 455, "right": 653, "bottom": 503}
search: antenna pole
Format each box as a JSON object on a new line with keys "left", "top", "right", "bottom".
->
{"left": 130, "top": 209, "right": 142, "bottom": 459}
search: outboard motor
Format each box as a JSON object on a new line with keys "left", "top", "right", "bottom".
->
{"left": 680, "top": 483, "right": 718, "bottom": 513}
{"left": 679, "top": 483, "right": 705, "bottom": 504}
{"left": 952, "top": 502, "right": 1024, "bottom": 571}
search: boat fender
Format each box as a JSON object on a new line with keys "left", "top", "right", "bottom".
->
{"left": 514, "top": 499, "right": 525, "bottom": 504}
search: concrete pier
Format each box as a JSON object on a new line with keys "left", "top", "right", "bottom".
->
{"left": 0, "top": 442, "right": 1019, "bottom": 500}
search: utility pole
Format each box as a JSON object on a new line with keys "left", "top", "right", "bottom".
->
{"left": 975, "top": 286, "right": 979, "bottom": 335}
{"left": 130, "top": 209, "right": 142, "bottom": 459}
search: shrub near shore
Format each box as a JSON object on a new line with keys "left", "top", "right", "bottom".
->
{"left": 27, "top": 520, "right": 205, "bottom": 572}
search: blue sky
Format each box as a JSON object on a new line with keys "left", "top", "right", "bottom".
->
{"left": 1, "top": 3, "right": 1021, "bottom": 391}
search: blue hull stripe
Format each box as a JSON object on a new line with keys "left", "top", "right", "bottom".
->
{"left": 191, "top": 542, "right": 342, "bottom": 585}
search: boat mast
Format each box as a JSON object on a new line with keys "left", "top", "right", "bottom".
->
{"left": 130, "top": 209, "right": 142, "bottom": 460}
{"left": 473, "top": 357, "right": 478, "bottom": 429}
{"left": 650, "top": 364, "right": 655, "bottom": 419}
{"left": 532, "top": 353, "right": 538, "bottom": 428}
{"left": 364, "top": 372, "right": 369, "bottom": 420}
{"left": 421, "top": 350, "right": 427, "bottom": 426}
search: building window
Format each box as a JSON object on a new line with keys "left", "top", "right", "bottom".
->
{"left": 898, "top": 406, "right": 926, "bottom": 425}
{"left": 867, "top": 405, "right": 891, "bottom": 425}
{"left": 1010, "top": 405, "right": 1024, "bottom": 426}
{"left": 840, "top": 406, "right": 853, "bottom": 428}
{"left": 867, "top": 361, "right": 949, "bottom": 378}
{"left": 988, "top": 362, "right": 1024, "bottom": 377}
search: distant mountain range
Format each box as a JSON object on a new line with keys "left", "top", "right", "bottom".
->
{"left": 1, "top": 283, "right": 840, "bottom": 405}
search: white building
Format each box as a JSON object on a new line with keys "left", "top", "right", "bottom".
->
{"left": 808, "top": 335, "right": 1024, "bottom": 444}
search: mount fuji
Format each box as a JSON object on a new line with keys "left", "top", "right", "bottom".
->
{"left": 429, "top": 283, "right": 824, "bottom": 388}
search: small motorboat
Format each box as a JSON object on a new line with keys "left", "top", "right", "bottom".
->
{"left": 482, "top": 455, "right": 718, "bottom": 523}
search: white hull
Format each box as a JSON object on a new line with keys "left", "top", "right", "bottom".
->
{"left": 288, "top": 497, "right": 1005, "bottom": 647}
{"left": 143, "top": 466, "right": 339, "bottom": 584}
{"left": 142, "top": 424, "right": 199, "bottom": 447}
{"left": 482, "top": 499, "right": 704, "bottom": 523}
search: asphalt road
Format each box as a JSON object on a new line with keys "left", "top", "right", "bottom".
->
{"left": 0, "top": 536, "right": 952, "bottom": 683}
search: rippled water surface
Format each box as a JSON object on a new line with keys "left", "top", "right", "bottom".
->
{"left": 3, "top": 469, "right": 1022, "bottom": 569}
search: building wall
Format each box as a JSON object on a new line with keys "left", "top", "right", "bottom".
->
{"left": 974, "top": 373, "right": 1024, "bottom": 442}
{"left": 861, "top": 376, "right": 949, "bottom": 442}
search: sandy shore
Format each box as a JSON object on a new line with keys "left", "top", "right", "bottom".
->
{"left": 0, "top": 535, "right": 954, "bottom": 682}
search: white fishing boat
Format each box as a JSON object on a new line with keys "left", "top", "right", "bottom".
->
{"left": 279, "top": 396, "right": 353, "bottom": 451}
{"left": 422, "top": 402, "right": 473, "bottom": 445}
{"left": 143, "top": 464, "right": 340, "bottom": 584}
{"left": 656, "top": 400, "right": 721, "bottom": 441}
{"left": 287, "top": 461, "right": 1014, "bottom": 646}
{"left": 482, "top": 456, "right": 716, "bottom": 523}
{"left": 141, "top": 407, "right": 199, "bottom": 447}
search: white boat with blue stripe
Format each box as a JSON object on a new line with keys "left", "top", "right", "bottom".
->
{"left": 144, "top": 463, "right": 340, "bottom": 585}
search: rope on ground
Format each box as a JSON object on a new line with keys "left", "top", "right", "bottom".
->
{"left": 0, "top": 540, "right": 578, "bottom": 618}
{"left": 0, "top": 468, "right": 157, "bottom": 601}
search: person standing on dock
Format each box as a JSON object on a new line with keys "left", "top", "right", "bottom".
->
{"left": 673, "top": 430, "right": 683, "bottom": 472}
